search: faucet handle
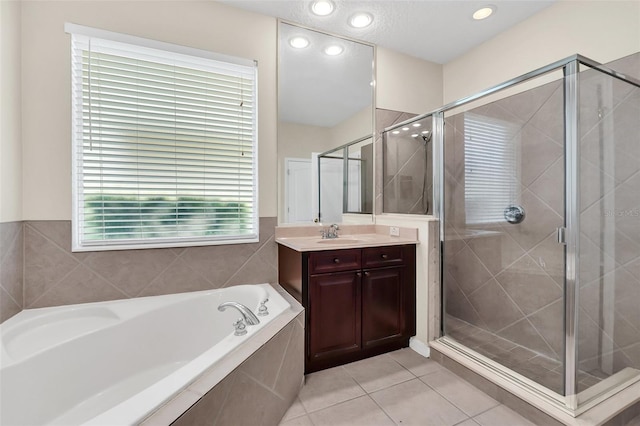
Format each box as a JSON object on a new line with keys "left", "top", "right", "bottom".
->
{"left": 233, "top": 318, "right": 248, "bottom": 336}
{"left": 257, "top": 298, "right": 269, "bottom": 316}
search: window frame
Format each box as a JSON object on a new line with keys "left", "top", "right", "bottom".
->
{"left": 67, "top": 24, "right": 259, "bottom": 252}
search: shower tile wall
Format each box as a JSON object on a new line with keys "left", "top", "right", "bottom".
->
{"left": 444, "top": 52, "right": 640, "bottom": 395}
{"left": 374, "top": 109, "right": 418, "bottom": 215}
{"left": 0, "top": 221, "right": 23, "bottom": 322}
{"left": 443, "top": 78, "right": 567, "bottom": 393}
{"left": 383, "top": 117, "right": 434, "bottom": 215}
{"left": 19, "top": 217, "right": 277, "bottom": 309}
{"left": 576, "top": 52, "right": 640, "bottom": 388}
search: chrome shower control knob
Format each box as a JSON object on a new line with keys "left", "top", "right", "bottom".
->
{"left": 504, "top": 205, "right": 525, "bottom": 224}
{"left": 258, "top": 298, "right": 269, "bottom": 316}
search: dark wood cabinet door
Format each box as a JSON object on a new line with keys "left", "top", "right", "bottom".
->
{"left": 361, "top": 267, "right": 406, "bottom": 349}
{"left": 308, "top": 271, "right": 361, "bottom": 362}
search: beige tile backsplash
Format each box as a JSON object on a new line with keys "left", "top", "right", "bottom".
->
{"left": 0, "top": 217, "right": 277, "bottom": 318}
{"left": 0, "top": 221, "right": 23, "bottom": 322}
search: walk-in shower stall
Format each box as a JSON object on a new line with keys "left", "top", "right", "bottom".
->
{"left": 383, "top": 54, "right": 640, "bottom": 414}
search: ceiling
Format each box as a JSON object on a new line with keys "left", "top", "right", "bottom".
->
{"left": 278, "top": 23, "right": 374, "bottom": 127}
{"left": 220, "top": 0, "right": 555, "bottom": 64}
{"left": 220, "top": 0, "right": 556, "bottom": 128}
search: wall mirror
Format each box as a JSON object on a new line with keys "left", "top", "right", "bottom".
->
{"left": 277, "top": 21, "right": 374, "bottom": 224}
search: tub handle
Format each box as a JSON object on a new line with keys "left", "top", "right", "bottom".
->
{"left": 258, "top": 298, "right": 269, "bottom": 316}
{"left": 233, "top": 319, "right": 248, "bottom": 336}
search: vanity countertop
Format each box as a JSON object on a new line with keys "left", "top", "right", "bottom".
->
{"left": 275, "top": 224, "right": 418, "bottom": 252}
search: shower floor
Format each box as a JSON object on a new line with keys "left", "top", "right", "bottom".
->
{"left": 445, "top": 315, "right": 604, "bottom": 394}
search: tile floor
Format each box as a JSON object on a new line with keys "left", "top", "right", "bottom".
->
{"left": 279, "top": 348, "right": 536, "bottom": 426}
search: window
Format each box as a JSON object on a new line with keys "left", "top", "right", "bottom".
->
{"left": 68, "top": 24, "right": 258, "bottom": 251}
{"left": 464, "top": 112, "right": 519, "bottom": 225}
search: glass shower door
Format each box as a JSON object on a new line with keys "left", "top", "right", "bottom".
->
{"left": 575, "top": 58, "right": 640, "bottom": 401}
{"left": 441, "top": 75, "right": 567, "bottom": 395}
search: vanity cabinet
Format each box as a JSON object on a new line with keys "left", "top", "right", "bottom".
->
{"left": 278, "top": 244, "right": 416, "bottom": 373}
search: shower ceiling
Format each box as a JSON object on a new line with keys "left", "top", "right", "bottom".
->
{"left": 221, "top": 0, "right": 555, "bottom": 64}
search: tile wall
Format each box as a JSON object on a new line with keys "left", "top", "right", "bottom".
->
{"left": 0, "top": 221, "right": 24, "bottom": 322}
{"left": 374, "top": 109, "right": 418, "bottom": 215}
{"left": 166, "top": 311, "right": 304, "bottom": 426}
{"left": 0, "top": 217, "right": 277, "bottom": 319}
{"left": 442, "top": 51, "right": 640, "bottom": 393}
{"left": 576, "top": 52, "right": 640, "bottom": 381}
{"left": 443, "top": 77, "right": 567, "bottom": 367}
{"left": 381, "top": 114, "right": 434, "bottom": 215}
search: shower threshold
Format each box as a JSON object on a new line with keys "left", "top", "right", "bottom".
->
{"left": 430, "top": 333, "right": 640, "bottom": 424}
{"left": 445, "top": 315, "right": 604, "bottom": 394}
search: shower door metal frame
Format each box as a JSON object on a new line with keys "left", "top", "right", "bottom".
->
{"left": 428, "top": 54, "right": 640, "bottom": 414}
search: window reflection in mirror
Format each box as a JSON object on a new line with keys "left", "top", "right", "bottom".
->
{"left": 277, "top": 21, "right": 374, "bottom": 224}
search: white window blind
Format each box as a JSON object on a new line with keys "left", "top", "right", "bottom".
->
{"left": 464, "top": 113, "right": 519, "bottom": 225}
{"left": 69, "top": 26, "right": 258, "bottom": 251}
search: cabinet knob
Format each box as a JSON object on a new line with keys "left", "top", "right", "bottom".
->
{"left": 356, "top": 272, "right": 362, "bottom": 277}
{"left": 333, "top": 258, "right": 340, "bottom": 264}
{"left": 364, "top": 271, "right": 370, "bottom": 276}
{"left": 381, "top": 254, "right": 388, "bottom": 259}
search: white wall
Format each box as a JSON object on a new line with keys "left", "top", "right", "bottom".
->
{"left": 443, "top": 1, "right": 640, "bottom": 103}
{"left": 20, "top": 1, "right": 277, "bottom": 220}
{"left": 330, "top": 106, "right": 372, "bottom": 147}
{"left": 0, "top": 1, "right": 22, "bottom": 223}
{"left": 277, "top": 121, "right": 333, "bottom": 222}
{"left": 376, "top": 46, "right": 443, "bottom": 114}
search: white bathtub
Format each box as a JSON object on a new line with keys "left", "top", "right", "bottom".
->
{"left": 0, "top": 283, "right": 292, "bottom": 426}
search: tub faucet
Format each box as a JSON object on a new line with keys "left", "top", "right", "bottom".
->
{"left": 218, "top": 301, "right": 260, "bottom": 326}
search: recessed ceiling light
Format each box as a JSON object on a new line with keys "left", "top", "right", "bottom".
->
{"left": 402, "top": 127, "right": 409, "bottom": 131}
{"left": 349, "top": 12, "right": 373, "bottom": 28}
{"left": 412, "top": 123, "right": 421, "bottom": 127}
{"left": 392, "top": 130, "right": 400, "bottom": 135}
{"left": 289, "top": 37, "right": 310, "bottom": 49}
{"left": 421, "top": 130, "right": 430, "bottom": 134}
{"left": 324, "top": 45, "right": 343, "bottom": 56}
{"left": 411, "top": 134, "right": 419, "bottom": 138}
{"left": 311, "top": 0, "right": 334, "bottom": 16}
{"left": 473, "top": 6, "right": 495, "bottom": 20}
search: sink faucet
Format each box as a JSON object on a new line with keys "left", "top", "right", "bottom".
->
{"left": 218, "top": 301, "right": 261, "bottom": 325}
{"left": 320, "top": 223, "right": 340, "bottom": 239}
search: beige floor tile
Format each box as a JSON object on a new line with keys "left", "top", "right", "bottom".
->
{"left": 454, "top": 419, "right": 480, "bottom": 426}
{"left": 282, "top": 398, "right": 306, "bottom": 422}
{"left": 308, "top": 395, "right": 394, "bottom": 426}
{"left": 343, "top": 354, "right": 415, "bottom": 393}
{"left": 298, "top": 366, "right": 365, "bottom": 413}
{"left": 473, "top": 405, "right": 536, "bottom": 426}
{"left": 371, "top": 378, "right": 469, "bottom": 426}
{"left": 279, "top": 414, "right": 314, "bottom": 426}
{"left": 388, "top": 348, "right": 445, "bottom": 377}
{"left": 420, "top": 369, "right": 499, "bottom": 417}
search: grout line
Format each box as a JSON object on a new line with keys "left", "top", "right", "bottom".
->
{"left": 132, "top": 254, "right": 183, "bottom": 297}
{"left": 26, "top": 263, "right": 82, "bottom": 308}
{"left": 22, "top": 221, "right": 25, "bottom": 311}
{"left": 366, "top": 392, "right": 400, "bottom": 425}
{"left": 269, "top": 323, "right": 296, "bottom": 396}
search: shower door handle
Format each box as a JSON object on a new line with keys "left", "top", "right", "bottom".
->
{"left": 556, "top": 227, "right": 566, "bottom": 245}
